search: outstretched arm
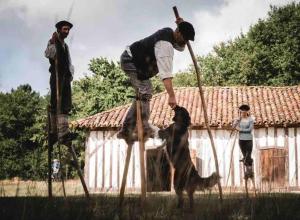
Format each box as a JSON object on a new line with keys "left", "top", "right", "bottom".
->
{"left": 154, "top": 41, "right": 177, "bottom": 108}
{"left": 163, "top": 78, "right": 177, "bottom": 109}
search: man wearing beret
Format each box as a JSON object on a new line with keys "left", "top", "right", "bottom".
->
{"left": 117, "top": 18, "right": 195, "bottom": 144}
{"left": 45, "top": 20, "right": 76, "bottom": 143}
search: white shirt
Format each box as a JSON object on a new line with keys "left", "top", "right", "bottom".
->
{"left": 154, "top": 41, "right": 174, "bottom": 80}
{"left": 44, "top": 41, "right": 75, "bottom": 76}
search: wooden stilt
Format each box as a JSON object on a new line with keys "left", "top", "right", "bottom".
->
{"left": 119, "top": 91, "right": 148, "bottom": 208}
{"left": 65, "top": 141, "right": 90, "bottom": 198}
{"left": 245, "top": 172, "right": 249, "bottom": 198}
{"left": 243, "top": 163, "right": 256, "bottom": 198}
{"left": 173, "top": 6, "right": 223, "bottom": 201}
{"left": 58, "top": 144, "right": 67, "bottom": 198}
{"left": 47, "top": 106, "right": 53, "bottom": 199}
{"left": 119, "top": 143, "right": 133, "bottom": 207}
{"left": 136, "top": 93, "right": 146, "bottom": 206}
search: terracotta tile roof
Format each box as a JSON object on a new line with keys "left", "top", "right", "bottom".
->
{"left": 73, "top": 86, "right": 300, "bottom": 130}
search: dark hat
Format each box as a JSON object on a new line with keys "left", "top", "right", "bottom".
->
{"left": 178, "top": 21, "right": 195, "bottom": 41}
{"left": 55, "top": 20, "right": 73, "bottom": 29}
{"left": 239, "top": 104, "right": 250, "bottom": 111}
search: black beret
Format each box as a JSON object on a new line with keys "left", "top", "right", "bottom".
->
{"left": 55, "top": 20, "right": 73, "bottom": 29}
{"left": 178, "top": 21, "right": 195, "bottom": 41}
{"left": 239, "top": 104, "right": 250, "bottom": 111}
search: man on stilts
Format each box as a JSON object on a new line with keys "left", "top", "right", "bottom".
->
{"left": 45, "top": 20, "right": 77, "bottom": 144}
{"left": 117, "top": 19, "right": 195, "bottom": 144}
{"left": 45, "top": 20, "right": 89, "bottom": 198}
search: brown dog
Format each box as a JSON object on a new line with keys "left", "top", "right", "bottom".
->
{"left": 159, "top": 106, "right": 220, "bottom": 209}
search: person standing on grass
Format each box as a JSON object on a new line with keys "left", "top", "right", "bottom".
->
{"left": 117, "top": 18, "right": 195, "bottom": 144}
{"left": 232, "top": 104, "right": 255, "bottom": 177}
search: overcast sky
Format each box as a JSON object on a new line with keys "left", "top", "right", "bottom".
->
{"left": 0, "top": 0, "right": 295, "bottom": 95}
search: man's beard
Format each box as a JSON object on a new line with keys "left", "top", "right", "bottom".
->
{"left": 59, "top": 33, "right": 68, "bottom": 39}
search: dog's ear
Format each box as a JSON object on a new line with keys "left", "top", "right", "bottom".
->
{"left": 173, "top": 105, "right": 180, "bottom": 111}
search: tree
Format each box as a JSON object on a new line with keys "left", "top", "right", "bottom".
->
{"left": 198, "top": 2, "right": 300, "bottom": 86}
{"left": 0, "top": 85, "right": 47, "bottom": 179}
{"left": 72, "top": 58, "right": 134, "bottom": 119}
{"left": 173, "top": 71, "right": 198, "bottom": 87}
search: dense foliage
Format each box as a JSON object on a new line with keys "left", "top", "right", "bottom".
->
{"left": 198, "top": 2, "right": 300, "bottom": 86}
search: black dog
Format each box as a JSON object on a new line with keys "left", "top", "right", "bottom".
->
{"left": 159, "top": 106, "right": 220, "bottom": 209}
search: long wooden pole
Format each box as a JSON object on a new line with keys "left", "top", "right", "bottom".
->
{"left": 119, "top": 143, "right": 133, "bottom": 208}
{"left": 136, "top": 93, "right": 147, "bottom": 206}
{"left": 173, "top": 6, "right": 223, "bottom": 201}
{"left": 66, "top": 141, "right": 90, "bottom": 198}
{"left": 47, "top": 106, "right": 53, "bottom": 198}
{"left": 58, "top": 144, "right": 67, "bottom": 198}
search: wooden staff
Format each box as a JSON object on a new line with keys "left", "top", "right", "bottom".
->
{"left": 173, "top": 6, "right": 223, "bottom": 201}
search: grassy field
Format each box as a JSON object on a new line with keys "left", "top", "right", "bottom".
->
{"left": 1, "top": 180, "right": 300, "bottom": 220}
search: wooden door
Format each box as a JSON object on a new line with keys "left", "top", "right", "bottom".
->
{"left": 260, "top": 148, "right": 286, "bottom": 187}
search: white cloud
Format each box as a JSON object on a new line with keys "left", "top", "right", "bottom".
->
{"left": 172, "top": 0, "right": 296, "bottom": 72}
{"left": 193, "top": 0, "right": 295, "bottom": 55}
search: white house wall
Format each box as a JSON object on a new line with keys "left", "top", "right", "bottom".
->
{"left": 85, "top": 127, "right": 300, "bottom": 191}
{"left": 96, "top": 132, "right": 103, "bottom": 189}
{"left": 297, "top": 128, "right": 300, "bottom": 186}
{"left": 87, "top": 132, "right": 96, "bottom": 189}
{"left": 288, "top": 128, "right": 296, "bottom": 186}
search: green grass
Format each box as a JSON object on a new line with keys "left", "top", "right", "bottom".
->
{"left": 1, "top": 180, "right": 300, "bottom": 219}
{"left": 1, "top": 193, "right": 300, "bottom": 220}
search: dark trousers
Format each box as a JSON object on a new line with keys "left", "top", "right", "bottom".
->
{"left": 120, "top": 50, "right": 153, "bottom": 133}
{"left": 50, "top": 72, "right": 72, "bottom": 114}
{"left": 239, "top": 140, "right": 253, "bottom": 166}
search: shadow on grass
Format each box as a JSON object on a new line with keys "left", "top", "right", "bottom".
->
{"left": 0, "top": 193, "right": 300, "bottom": 220}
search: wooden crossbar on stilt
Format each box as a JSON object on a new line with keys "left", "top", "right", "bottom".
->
{"left": 173, "top": 6, "right": 223, "bottom": 201}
